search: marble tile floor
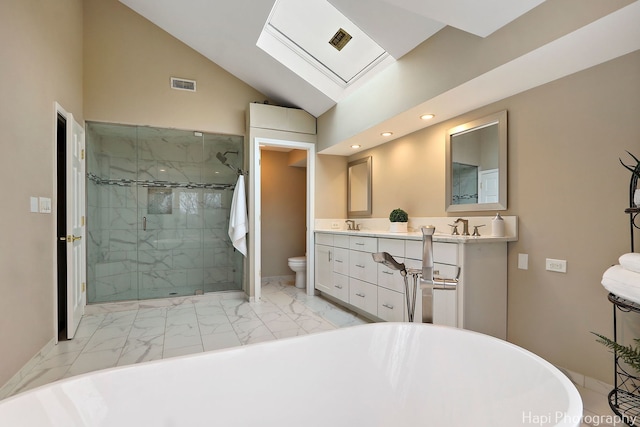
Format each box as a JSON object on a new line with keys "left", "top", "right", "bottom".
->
{"left": 4, "top": 278, "right": 624, "bottom": 426}
{"left": 7, "top": 278, "right": 369, "bottom": 397}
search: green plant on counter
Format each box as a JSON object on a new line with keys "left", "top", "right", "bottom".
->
{"left": 593, "top": 332, "right": 640, "bottom": 374}
{"left": 389, "top": 208, "right": 408, "bottom": 223}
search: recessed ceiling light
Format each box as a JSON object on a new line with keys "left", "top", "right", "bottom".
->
{"left": 351, "top": 144, "right": 361, "bottom": 149}
{"left": 420, "top": 114, "right": 435, "bottom": 120}
{"left": 381, "top": 132, "right": 393, "bottom": 137}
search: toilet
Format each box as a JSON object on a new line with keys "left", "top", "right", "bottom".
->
{"left": 287, "top": 256, "right": 307, "bottom": 289}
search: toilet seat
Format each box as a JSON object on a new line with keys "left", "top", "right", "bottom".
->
{"left": 288, "top": 256, "right": 306, "bottom": 264}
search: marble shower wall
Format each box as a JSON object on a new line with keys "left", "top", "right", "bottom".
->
{"left": 86, "top": 123, "right": 244, "bottom": 303}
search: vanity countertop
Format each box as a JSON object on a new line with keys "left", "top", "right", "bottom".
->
{"left": 314, "top": 229, "right": 517, "bottom": 243}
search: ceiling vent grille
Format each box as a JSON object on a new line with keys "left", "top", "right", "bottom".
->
{"left": 329, "top": 28, "right": 352, "bottom": 51}
{"left": 170, "top": 77, "right": 197, "bottom": 92}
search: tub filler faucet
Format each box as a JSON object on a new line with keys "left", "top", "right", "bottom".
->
{"left": 420, "top": 226, "right": 459, "bottom": 324}
{"left": 372, "top": 226, "right": 460, "bottom": 323}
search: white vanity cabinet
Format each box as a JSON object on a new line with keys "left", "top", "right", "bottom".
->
{"left": 314, "top": 233, "right": 334, "bottom": 295}
{"left": 314, "top": 231, "right": 508, "bottom": 339}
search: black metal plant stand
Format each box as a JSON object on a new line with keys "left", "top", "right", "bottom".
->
{"left": 608, "top": 158, "right": 639, "bottom": 425}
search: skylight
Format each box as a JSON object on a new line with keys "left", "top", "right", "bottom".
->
{"left": 257, "top": 0, "right": 395, "bottom": 102}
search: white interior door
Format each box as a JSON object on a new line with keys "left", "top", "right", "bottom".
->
{"left": 66, "top": 115, "right": 86, "bottom": 338}
{"left": 479, "top": 169, "right": 499, "bottom": 204}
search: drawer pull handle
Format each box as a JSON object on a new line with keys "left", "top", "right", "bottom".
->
{"left": 355, "top": 242, "right": 364, "bottom": 246}
{"left": 382, "top": 271, "right": 394, "bottom": 275}
{"left": 355, "top": 292, "right": 365, "bottom": 298}
{"left": 356, "top": 264, "right": 365, "bottom": 268}
{"left": 334, "top": 284, "right": 343, "bottom": 289}
{"left": 382, "top": 303, "right": 394, "bottom": 310}
{"left": 335, "top": 260, "right": 343, "bottom": 263}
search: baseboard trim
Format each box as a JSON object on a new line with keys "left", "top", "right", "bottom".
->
{"left": 0, "top": 338, "right": 56, "bottom": 400}
{"left": 558, "top": 366, "right": 613, "bottom": 396}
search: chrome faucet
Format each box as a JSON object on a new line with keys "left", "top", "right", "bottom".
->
{"left": 455, "top": 218, "right": 470, "bottom": 236}
{"left": 345, "top": 220, "right": 355, "bottom": 230}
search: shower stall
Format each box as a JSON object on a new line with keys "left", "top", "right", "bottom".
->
{"left": 86, "top": 122, "right": 245, "bottom": 303}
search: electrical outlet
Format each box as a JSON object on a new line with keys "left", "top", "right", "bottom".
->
{"left": 546, "top": 258, "right": 567, "bottom": 273}
{"left": 331, "top": 221, "right": 341, "bottom": 229}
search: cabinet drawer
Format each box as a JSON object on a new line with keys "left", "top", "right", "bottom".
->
{"left": 332, "top": 272, "right": 349, "bottom": 303}
{"left": 378, "top": 261, "right": 405, "bottom": 293}
{"left": 378, "top": 287, "right": 405, "bottom": 322}
{"left": 315, "top": 233, "right": 334, "bottom": 246}
{"left": 405, "top": 240, "right": 459, "bottom": 265}
{"left": 405, "top": 240, "right": 422, "bottom": 260}
{"left": 334, "top": 234, "right": 350, "bottom": 249}
{"left": 333, "top": 248, "right": 349, "bottom": 275}
{"left": 349, "top": 250, "right": 378, "bottom": 284}
{"left": 349, "top": 278, "right": 378, "bottom": 314}
{"left": 378, "top": 238, "right": 404, "bottom": 258}
{"left": 434, "top": 242, "right": 458, "bottom": 265}
{"left": 434, "top": 262, "right": 458, "bottom": 281}
{"left": 349, "top": 236, "right": 377, "bottom": 252}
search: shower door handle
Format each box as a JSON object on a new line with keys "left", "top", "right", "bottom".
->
{"left": 142, "top": 216, "right": 147, "bottom": 231}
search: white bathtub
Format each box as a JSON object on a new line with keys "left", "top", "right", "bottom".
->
{"left": 0, "top": 323, "right": 581, "bottom": 426}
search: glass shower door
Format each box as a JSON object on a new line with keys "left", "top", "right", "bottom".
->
{"left": 136, "top": 127, "right": 206, "bottom": 299}
{"left": 86, "top": 122, "right": 244, "bottom": 303}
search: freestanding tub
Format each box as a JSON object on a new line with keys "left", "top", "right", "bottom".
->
{"left": 0, "top": 323, "right": 582, "bottom": 426}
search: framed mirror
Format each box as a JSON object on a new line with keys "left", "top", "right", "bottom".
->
{"left": 445, "top": 110, "right": 507, "bottom": 212}
{"left": 348, "top": 156, "right": 372, "bottom": 217}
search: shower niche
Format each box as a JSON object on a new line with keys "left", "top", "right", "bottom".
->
{"left": 86, "top": 123, "right": 245, "bottom": 303}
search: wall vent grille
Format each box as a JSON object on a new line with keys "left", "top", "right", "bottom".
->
{"left": 170, "top": 77, "right": 197, "bottom": 92}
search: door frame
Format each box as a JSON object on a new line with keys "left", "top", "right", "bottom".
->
{"left": 250, "top": 137, "right": 316, "bottom": 302}
{"left": 54, "top": 102, "right": 86, "bottom": 340}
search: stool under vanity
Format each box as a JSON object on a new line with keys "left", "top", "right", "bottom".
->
{"left": 315, "top": 224, "right": 515, "bottom": 340}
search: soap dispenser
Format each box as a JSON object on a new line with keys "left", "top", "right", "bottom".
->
{"left": 491, "top": 213, "right": 505, "bottom": 237}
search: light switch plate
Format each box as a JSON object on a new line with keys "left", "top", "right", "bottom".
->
{"left": 39, "top": 197, "right": 52, "bottom": 214}
{"left": 518, "top": 253, "right": 528, "bottom": 270}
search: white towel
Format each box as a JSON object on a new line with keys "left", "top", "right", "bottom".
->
{"left": 602, "top": 264, "right": 640, "bottom": 304}
{"left": 228, "top": 175, "right": 248, "bottom": 257}
{"left": 619, "top": 253, "right": 640, "bottom": 274}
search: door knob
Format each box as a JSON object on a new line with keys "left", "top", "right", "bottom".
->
{"left": 66, "top": 235, "right": 82, "bottom": 242}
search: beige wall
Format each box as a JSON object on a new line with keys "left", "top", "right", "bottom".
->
{"left": 344, "top": 51, "right": 640, "bottom": 382}
{"left": 0, "top": 0, "right": 84, "bottom": 387}
{"left": 260, "top": 150, "right": 306, "bottom": 277}
{"left": 83, "top": 0, "right": 265, "bottom": 136}
{"left": 315, "top": 154, "right": 348, "bottom": 218}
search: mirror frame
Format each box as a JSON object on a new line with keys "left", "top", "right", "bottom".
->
{"left": 347, "top": 156, "right": 372, "bottom": 217}
{"left": 445, "top": 110, "right": 507, "bottom": 212}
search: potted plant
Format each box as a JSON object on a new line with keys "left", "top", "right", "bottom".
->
{"left": 389, "top": 208, "right": 408, "bottom": 233}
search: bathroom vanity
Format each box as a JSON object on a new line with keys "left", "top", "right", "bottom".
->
{"left": 315, "top": 229, "right": 514, "bottom": 339}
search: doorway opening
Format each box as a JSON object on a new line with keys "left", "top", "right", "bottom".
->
{"left": 56, "top": 113, "right": 68, "bottom": 341}
{"left": 251, "top": 138, "right": 316, "bottom": 302}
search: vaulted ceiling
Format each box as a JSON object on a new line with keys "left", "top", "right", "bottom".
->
{"left": 117, "top": 0, "right": 640, "bottom": 154}
{"left": 118, "top": 0, "right": 546, "bottom": 117}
